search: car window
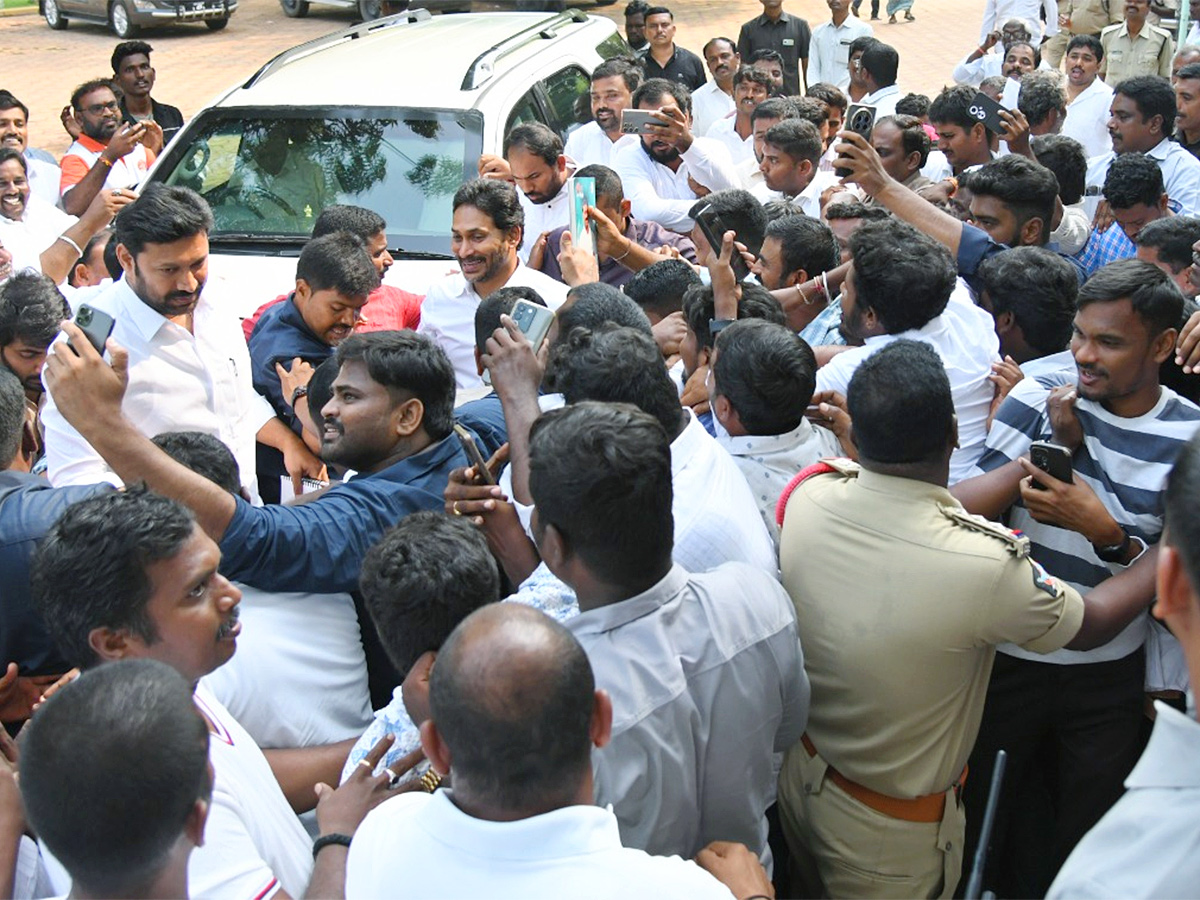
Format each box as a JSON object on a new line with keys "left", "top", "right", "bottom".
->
{"left": 541, "top": 66, "right": 591, "bottom": 138}
{"left": 157, "top": 108, "right": 482, "bottom": 255}
{"left": 505, "top": 89, "right": 544, "bottom": 137}
{"left": 596, "top": 32, "right": 629, "bottom": 60}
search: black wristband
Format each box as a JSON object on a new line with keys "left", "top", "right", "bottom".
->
{"left": 291, "top": 384, "right": 309, "bottom": 407}
{"left": 312, "top": 832, "right": 353, "bottom": 858}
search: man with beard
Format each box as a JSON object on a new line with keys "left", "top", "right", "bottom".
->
{"left": 41, "top": 184, "right": 323, "bottom": 500}
{"left": 564, "top": 58, "right": 642, "bottom": 168}
{"left": 625, "top": 0, "right": 650, "bottom": 51}
{"left": 613, "top": 79, "right": 740, "bottom": 232}
{"left": 418, "top": 179, "right": 566, "bottom": 388}
{"left": 692, "top": 38, "right": 740, "bottom": 137}
{"left": 59, "top": 79, "right": 158, "bottom": 216}
{"left": 501, "top": 123, "right": 573, "bottom": 265}
{"left": 112, "top": 41, "right": 185, "bottom": 148}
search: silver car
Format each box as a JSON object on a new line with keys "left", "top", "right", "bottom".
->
{"left": 41, "top": 0, "right": 237, "bottom": 38}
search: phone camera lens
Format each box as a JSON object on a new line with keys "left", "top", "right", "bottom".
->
{"left": 77, "top": 308, "right": 92, "bottom": 326}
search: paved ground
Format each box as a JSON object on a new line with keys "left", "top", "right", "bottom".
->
{"left": 5, "top": 0, "right": 985, "bottom": 155}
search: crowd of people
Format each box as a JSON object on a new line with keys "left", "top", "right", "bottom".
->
{"left": 2, "top": 0, "right": 1200, "bottom": 897}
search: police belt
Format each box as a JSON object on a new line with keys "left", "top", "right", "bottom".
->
{"left": 800, "top": 734, "right": 967, "bottom": 823}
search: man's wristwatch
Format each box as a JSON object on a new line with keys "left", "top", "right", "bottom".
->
{"left": 291, "top": 384, "right": 309, "bottom": 407}
{"left": 709, "top": 318, "right": 736, "bottom": 335}
{"left": 1094, "top": 530, "right": 1145, "bottom": 564}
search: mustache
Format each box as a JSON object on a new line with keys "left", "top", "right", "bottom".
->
{"left": 217, "top": 606, "right": 240, "bottom": 641}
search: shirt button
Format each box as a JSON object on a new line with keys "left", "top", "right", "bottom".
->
{"left": 804, "top": 783, "right": 813, "bottom": 794}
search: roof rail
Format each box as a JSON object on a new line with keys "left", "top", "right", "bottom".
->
{"left": 460, "top": 8, "right": 589, "bottom": 91}
{"left": 244, "top": 8, "right": 433, "bottom": 88}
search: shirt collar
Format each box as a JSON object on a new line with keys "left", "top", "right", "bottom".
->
{"left": 366, "top": 433, "right": 463, "bottom": 485}
{"left": 74, "top": 134, "right": 107, "bottom": 154}
{"left": 1126, "top": 702, "right": 1200, "bottom": 789}
{"left": 862, "top": 84, "right": 899, "bottom": 103}
{"left": 718, "top": 420, "right": 823, "bottom": 456}
{"left": 854, "top": 466, "right": 957, "bottom": 506}
{"left": 569, "top": 564, "right": 691, "bottom": 635}
{"left": 111, "top": 278, "right": 179, "bottom": 343}
{"left": 757, "top": 11, "right": 792, "bottom": 25}
{"left": 1147, "top": 138, "right": 1173, "bottom": 161}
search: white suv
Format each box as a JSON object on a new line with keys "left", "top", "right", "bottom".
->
{"left": 147, "top": 8, "right": 626, "bottom": 316}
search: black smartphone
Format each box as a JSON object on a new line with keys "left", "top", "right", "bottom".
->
{"left": 453, "top": 423, "right": 496, "bottom": 486}
{"left": 68, "top": 304, "right": 115, "bottom": 356}
{"left": 1029, "top": 440, "right": 1073, "bottom": 489}
{"left": 967, "top": 91, "right": 1008, "bottom": 134}
{"left": 693, "top": 204, "right": 751, "bottom": 282}
{"left": 835, "top": 103, "right": 877, "bottom": 178}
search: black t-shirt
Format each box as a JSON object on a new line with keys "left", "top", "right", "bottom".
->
{"left": 121, "top": 97, "right": 185, "bottom": 147}
{"left": 639, "top": 45, "right": 708, "bottom": 92}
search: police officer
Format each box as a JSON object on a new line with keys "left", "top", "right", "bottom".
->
{"left": 774, "top": 339, "right": 1157, "bottom": 899}
{"left": 1100, "top": 0, "right": 1174, "bottom": 82}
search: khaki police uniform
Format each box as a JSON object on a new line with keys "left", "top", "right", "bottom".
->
{"left": 1100, "top": 21, "right": 1174, "bottom": 82}
{"left": 776, "top": 460, "right": 1084, "bottom": 899}
{"left": 1043, "top": 0, "right": 1123, "bottom": 67}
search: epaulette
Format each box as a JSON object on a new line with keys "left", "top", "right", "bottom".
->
{"left": 939, "top": 504, "right": 1031, "bottom": 558}
{"left": 776, "top": 457, "right": 860, "bottom": 526}
{"left": 1099, "top": 21, "right": 1120, "bottom": 33}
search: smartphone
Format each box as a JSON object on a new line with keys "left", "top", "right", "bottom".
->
{"left": 834, "top": 103, "right": 877, "bottom": 178}
{"left": 693, "top": 204, "right": 751, "bottom": 282}
{"left": 1029, "top": 440, "right": 1073, "bottom": 489}
{"left": 620, "top": 109, "right": 661, "bottom": 135}
{"left": 968, "top": 91, "right": 1008, "bottom": 134}
{"left": 68, "top": 304, "right": 115, "bottom": 356}
{"left": 568, "top": 175, "right": 598, "bottom": 257}
{"left": 453, "top": 423, "right": 496, "bottom": 485}
{"left": 510, "top": 298, "right": 555, "bottom": 353}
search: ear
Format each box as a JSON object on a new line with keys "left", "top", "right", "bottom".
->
{"left": 995, "top": 309, "right": 1016, "bottom": 335}
{"left": 1151, "top": 326, "right": 1178, "bottom": 365}
{"left": 619, "top": 198, "right": 632, "bottom": 218}
{"left": 391, "top": 396, "right": 425, "bottom": 439}
{"left": 1020, "top": 216, "right": 1044, "bottom": 247}
{"left": 71, "top": 262, "right": 89, "bottom": 285}
{"left": 419, "top": 719, "right": 453, "bottom": 778}
{"left": 971, "top": 122, "right": 988, "bottom": 144}
{"left": 115, "top": 242, "right": 136, "bottom": 279}
{"left": 1149, "top": 114, "right": 1163, "bottom": 135}
{"left": 17, "top": 415, "right": 38, "bottom": 472}
{"left": 294, "top": 278, "right": 312, "bottom": 304}
{"left": 905, "top": 150, "right": 923, "bottom": 173}
{"left": 590, "top": 689, "right": 613, "bottom": 749}
{"left": 785, "top": 267, "right": 809, "bottom": 289}
{"left": 1158, "top": 192, "right": 1170, "bottom": 215}
{"left": 87, "top": 626, "right": 136, "bottom": 663}
{"left": 184, "top": 797, "right": 209, "bottom": 849}
{"left": 712, "top": 393, "right": 741, "bottom": 433}
{"left": 950, "top": 412, "right": 960, "bottom": 450}
{"left": 538, "top": 520, "right": 570, "bottom": 574}
{"left": 697, "top": 345, "right": 712, "bottom": 368}
{"left": 505, "top": 226, "right": 524, "bottom": 251}
{"left": 556, "top": 155, "right": 568, "bottom": 175}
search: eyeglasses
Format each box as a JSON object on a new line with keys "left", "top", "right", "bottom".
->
{"left": 84, "top": 101, "right": 120, "bottom": 115}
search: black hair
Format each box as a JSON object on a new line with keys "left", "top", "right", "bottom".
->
{"left": 712, "top": 319, "right": 816, "bottom": 434}
{"left": 546, "top": 324, "right": 680, "bottom": 435}
{"left": 643, "top": 5, "right": 672, "bottom": 18}
{"left": 702, "top": 36, "right": 737, "bottom": 57}
{"left": 311, "top": 204, "right": 387, "bottom": 241}
{"left": 625, "top": 0, "right": 650, "bottom": 13}
{"left": 360, "top": 511, "right": 501, "bottom": 677}
{"left": 1135, "top": 216, "right": 1200, "bottom": 274}
{"left": 21, "top": 659, "right": 210, "bottom": 898}
{"left": 762, "top": 118, "right": 824, "bottom": 166}
{"left": 113, "top": 184, "right": 214, "bottom": 257}
{"left": 452, "top": 179, "right": 524, "bottom": 240}
{"left": 556, "top": 282, "right": 652, "bottom": 340}
{"left": 733, "top": 66, "right": 775, "bottom": 93}
{"left": 791, "top": 97, "right": 829, "bottom": 130}
{"left": 624, "top": 258, "right": 702, "bottom": 319}
{"left": 530, "top": 400, "right": 673, "bottom": 580}
{"left": 929, "top": 84, "right": 983, "bottom": 131}
{"left": 0, "top": 91, "right": 29, "bottom": 119}
{"left": 295, "top": 231, "right": 379, "bottom": 298}
{"left": 307, "top": 355, "right": 340, "bottom": 423}
{"left": 334, "top": 331, "right": 456, "bottom": 441}
{"left": 1103, "top": 152, "right": 1166, "bottom": 209}
{"left": 503, "top": 121, "right": 564, "bottom": 167}
{"left": 895, "top": 92, "right": 931, "bottom": 117}
{"left": 1078, "top": 258, "right": 1183, "bottom": 338}
{"left": 573, "top": 164, "right": 624, "bottom": 207}
{"left": 823, "top": 199, "right": 892, "bottom": 223}
{"left": 73, "top": 228, "right": 114, "bottom": 286}
{"left": 102, "top": 232, "right": 122, "bottom": 279}
{"left": 849, "top": 219, "right": 956, "bottom": 332}
{"left": 71, "top": 78, "right": 116, "bottom": 112}
{"left": 764, "top": 214, "right": 839, "bottom": 281}
{"left": 686, "top": 188, "right": 768, "bottom": 256}
{"left": 0, "top": 147, "right": 26, "bottom": 172}
{"left": 32, "top": 488, "right": 195, "bottom": 670}
{"left": 0, "top": 271, "right": 69, "bottom": 351}
{"left": 968, "top": 155, "right": 1060, "bottom": 245}
{"left": 861, "top": 42, "right": 899, "bottom": 87}
{"left": 1114, "top": 75, "right": 1177, "bottom": 139}
{"left": 751, "top": 48, "right": 786, "bottom": 67}
{"left": 977, "top": 247, "right": 1078, "bottom": 354}
{"left": 592, "top": 57, "right": 643, "bottom": 94}
{"left": 682, "top": 281, "right": 787, "bottom": 352}
{"left": 430, "top": 604, "right": 596, "bottom": 812}
{"left": 474, "top": 285, "right": 547, "bottom": 353}
{"left": 632, "top": 77, "right": 692, "bottom": 117}
{"left": 0, "top": 369, "right": 24, "bottom": 465}
{"left": 1005, "top": 40, "right": 1041, "bottom": 68}
{"left": 1030, "top": 134, "right": 1087, "bottom": 205}
{"left": 762, "top": 198, "right": 805, "bottom": 220}
{"left": 847, "top": 339, "right": 955, "bottom": 465}
{"left": 1164, "top": 430, "right": 1200, "bottom": 591}
{"left": 806, "top": 82, "right": 848, "bottom": 112}
{"left": 111, "top": 40, "right": 153, "bottom": 74}
{"left": 1179, "top": 62, "right": 1200, "bottom": 82}
{"left": 1067, "top": 33, "right": 1104, "bottom": 63}
{"left": 151, "top": 431, "right": 240, "bottom": 495}
{"left": 1018, "top": 71, "right": 1067, "bottom": 127}
{"left": 875, "top": 113, "right": 931, "bottom": 167}
{"left": 752, "top": 97, "right": 799, "bottom": 125}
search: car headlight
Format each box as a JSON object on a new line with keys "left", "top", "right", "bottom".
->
{"left": 132, "top": 0, "right": 156, "bottom": 9}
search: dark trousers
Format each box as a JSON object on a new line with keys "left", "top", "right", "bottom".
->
{"left": 852, "top": 0, "right": 881, "bottom": 15}
{"left": 959, "top": 649, "right": 1145, "bottom": 898}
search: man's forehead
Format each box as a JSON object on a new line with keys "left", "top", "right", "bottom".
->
{"left": 0, "top": 108, "right": 24, "bottom": 123}
{"left": 120, "top": 53, "right": 152, "bottom": 71}
{"left": 80, "top": 87, "right": 116, "bottom": 105}
{"left": 452, "top": 204, "right": 499, "bottom": 230}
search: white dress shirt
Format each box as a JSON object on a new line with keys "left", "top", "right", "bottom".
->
{"left": 416, "top": 263, "right": 567, "bottom": 389}
{"left": 346, "top": 790, "right": 736, "bottom": 900}
{"left": 0, "top": 196, "right": 75, "bottom": 262}
{"left": 41, "top": 278, "right": 275, "bottom": 497}
{"left": 706, "top": 114, "right": 756, "bottom": 167}
{"left": 563, "top": 121, "right": 639, "bottom": 170}
{"left": 980, "top": 0, "right": 1057, "bottom": 43}
{"left": 691, "top": 81, "right": 737, "bottom": 137}
{"left": 614, "top": 137, "right": 741, "bottom": 232}
{"left": 809, "top": 16, "right": 874, "bottom": 90}
{"left": 859, "top": 84, "right": 902, "bottom": 119}
{"left": 516, "top": 180, "right": 571, "bottom": 264}
{"left": 23, "top": 153, "right": 62, "bottom": 207}
{"left": 816, "top": 279, "right": 1000, "bottom": 484}
{"left": 1084, "top": 138, "right": 1200, "bottom": 220}
{"left": 571, "top": 563, "right": 809, "bottom": 863}
{"left": 1048, "top": 701, "right": 1200, "bottom": 899}
{"left": 953, "top": 49, "right": 1004, "bottom": 87}
{"left": 1062, "top": 78, "right": 1114, "bottom": 160}
{"left": 795, "top": 169, "right": 839, "bottom": 218}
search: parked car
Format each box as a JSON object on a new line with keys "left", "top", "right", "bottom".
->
{"left": 146, "top": 8, "right": 626, "bottom": 318}
{"left": 41, "top": 0, "right": 236, "bottom": 37}
{"left": 278, "top": 0, "right": 615, "bottom": 22}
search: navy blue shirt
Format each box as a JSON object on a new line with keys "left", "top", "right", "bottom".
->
{"left": 248, "top": 295, "right": 333, "bottom": 431}
{"left": 956, "top": 223, "right": 1085, "bottom": 294}
{"left": 0, "top": 472, "right": 111, "bottom": 675}
{"left": 219, "top": 434, "right": 467, "bottom": 595}
{"left": 455, "top": 392, "right": 508, "bottom": 458}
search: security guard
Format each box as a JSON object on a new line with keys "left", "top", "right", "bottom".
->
{"left": 1100, "top": 0, "right": 1174, "bottom": 82}
{"left": 1043, "top": 0, "right": 1123, "bottom": 68}
{"left": 774, "top": 340, "right": 1153, "bottom": 899}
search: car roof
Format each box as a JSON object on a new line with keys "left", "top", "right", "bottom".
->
{"left": 224, "top": 10, "right": 611, "bottom": 109}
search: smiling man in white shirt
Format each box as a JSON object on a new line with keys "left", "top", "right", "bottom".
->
{"left": 563, "top": 58, "right": 642, "bottom": 169}
{"left": 40, "top": 184, "right": 320, "bottom": 500}
{"left": 692, "top": 38, "right": 740, "bottom": 136}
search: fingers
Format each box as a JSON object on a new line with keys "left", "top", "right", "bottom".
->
{"left": 389, "top": 745, "right": 427, "bottom": 780}
{"left": 485, "top": 442, "right": 510, "bottom": 475}
{"left": 361, "top": 733, "right": 396, "bottom": 771}
{"left": 0, "top": 664, "right": 16, "bottom": 692}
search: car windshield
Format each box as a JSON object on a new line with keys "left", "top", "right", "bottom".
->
{"left": 157, "top": 107, "right": 483, "bottom": 256}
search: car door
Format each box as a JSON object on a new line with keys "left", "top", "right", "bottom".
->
{"left": 503, "top": 64, "right": 592, "bottom": 146}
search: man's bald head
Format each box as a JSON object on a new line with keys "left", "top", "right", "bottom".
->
{"left": 429, "top": 604, "right": 596, "bottom": 813}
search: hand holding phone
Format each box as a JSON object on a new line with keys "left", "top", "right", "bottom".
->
{"left": 694, "top": 205, "right": 751, "bottom": 282}
{"left": 967, "top": 91, "right": 1008, "bottom": 134}
{"left": 453, "top": 423, "right": 496, "bottom": 485}
{"left": 1029, "top": 440, "right": 1073, "bottom": 489}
